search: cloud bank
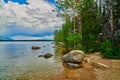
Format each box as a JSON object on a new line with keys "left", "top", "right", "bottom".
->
{"left": 11, "top": 35, "right": 54, "bottom": 40}
{"left": 0, "top": 0, "right": 63, "bottom": 40}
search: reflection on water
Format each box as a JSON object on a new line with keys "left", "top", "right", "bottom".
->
{"left": 0, "top": 41, "right": 63, "bottom": 80}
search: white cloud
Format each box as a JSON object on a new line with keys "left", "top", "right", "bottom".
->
{"left": 0, "top": 0, "right": 63, "bottom": 32}
{"left": 11, "top": 35, "right": 54, "bottom": 40}
{"left": 0, "top": 0, "right": 6, "bottom": 25}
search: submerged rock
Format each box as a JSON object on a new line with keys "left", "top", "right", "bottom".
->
{"left": 52, "top": 46, "right": 56, "bottom": 48}
{"left": 38, "top": 53, "right": 53, "bottom": 58}
{"left": 43, "top": 46, "right": 46, "bottom": 47}
{"left": 63, "top": 50, "right": 85, "bottom": 63}
{"left": 31, "top": 46, "right": 41, "bottom": 50}
{"left": 51, "top": 42, "right": 54, "bottom": 44}
{"left": 38, "top": 55, "right": 44, "bottom": 57}
{"left": 44, "top": 53, "right": 53, "bottom": 58}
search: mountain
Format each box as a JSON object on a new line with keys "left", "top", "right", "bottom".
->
{"left": 0, "top": 36, "right": 12, "bottom": 40}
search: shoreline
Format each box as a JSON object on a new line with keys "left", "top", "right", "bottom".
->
{"left": 0, "top": 40, "right": 54, "bottom": 42}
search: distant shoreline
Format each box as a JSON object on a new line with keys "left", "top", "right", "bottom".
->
{"left": 0, "top": 40, "right": 54, "bottom": 42}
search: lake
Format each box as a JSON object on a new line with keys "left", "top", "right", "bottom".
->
{"left": 1, "top": 41, "right": 118, "bottom": 80}
{"left": 0, "top": 41, "right": 64, "bottom": 80}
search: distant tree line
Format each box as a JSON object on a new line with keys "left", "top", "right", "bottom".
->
{"left": 54, "top": 0, "right": 120, "bottom": 59}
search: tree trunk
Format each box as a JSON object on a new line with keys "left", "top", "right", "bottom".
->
{"left": 110, "top": 1, "right": 114, "bottom": 42}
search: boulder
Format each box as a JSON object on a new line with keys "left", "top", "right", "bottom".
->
{"left": 67, "top": 62, "right": 83, "bottom": 69}
{"left": 52, "top": 46, "right": 55, "bottom": 48}
{"left": 44, "top": 53, "right": 53, "bottom": 58}
{"left": 58, "top": 42, "right": 65, "bottom": 46}
{"left": 51, "top": 42, "right": 54, "bottom": 44}
{"left": 63, "top": 50, "right": 85, "bottom": 63}
{"left": 31, "top": 46, "right": 41, "bottom": 50}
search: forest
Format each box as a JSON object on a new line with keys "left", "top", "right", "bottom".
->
{"left": 54, "top": 0, "right": 120, "bottom": 59}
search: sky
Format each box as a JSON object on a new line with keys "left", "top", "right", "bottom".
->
{"left": 0, "top": 0, "right": 63, "bottom": 40}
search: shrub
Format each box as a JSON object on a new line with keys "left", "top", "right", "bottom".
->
{"left": 100, "top": 40, "right": 120, "bottom": 59}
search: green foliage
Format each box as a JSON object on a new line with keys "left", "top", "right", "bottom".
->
{"left": 100, "top": 40, "right": 120, "bottom": 59}
{"left": 54, "top": 30, "right": 63, "bottom": 43}
{"left": 80, "top": 0, "right": 102, "bottom": 52}
{"left": 55, "top": 0, "right": 102, "bottom": 53}
{"left": 67, "top": 33, "right": 82, "bottom": 50}
{"left": 54, "top": 0, "right": 120, "bottom": 59}
{"left": 101, "top": 40, "right": 113, "bottom": 54}
{"left": 99, "top": 0, "right": 120, "bottom": 59}
{"left": 54, "top": 15, "right": 73, "bottom": 50}
{"left": 82, "top": 33, "right": 100, "bottom": 52}
{"left": 67, "top": 33, "right": 82, "bottom": 41}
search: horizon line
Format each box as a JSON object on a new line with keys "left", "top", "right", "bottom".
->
{"left": 0, "top": 40, "right": 54, "bottom": 41}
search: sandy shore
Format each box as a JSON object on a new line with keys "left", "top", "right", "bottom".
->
{"left": 50, "top": 53, "right": 120, "bottom": 80}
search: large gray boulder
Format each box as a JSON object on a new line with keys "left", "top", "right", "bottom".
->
{"left": 63, "top": 50, "right": 85, "bottom": 63}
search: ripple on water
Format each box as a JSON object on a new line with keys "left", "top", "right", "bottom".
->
{"left": 0, "top": 41, "right": 64, "bottom": 80}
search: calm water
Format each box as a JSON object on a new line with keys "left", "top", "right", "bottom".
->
{"left": 0, "top": 41, "right": 63, "bottom": 80}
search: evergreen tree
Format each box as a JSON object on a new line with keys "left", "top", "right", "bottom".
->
{"left": 54, "top": 0, "right": 120, "bottom": 58}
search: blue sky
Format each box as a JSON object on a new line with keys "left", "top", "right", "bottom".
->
{"left": 0, "top": 0, "right": 62, "bottom": 40}
{"left": 4, "top": 0, "right": 28, "bottom": 4}
{"left": 4, "top": 0, "right": 56, "bottom": 5}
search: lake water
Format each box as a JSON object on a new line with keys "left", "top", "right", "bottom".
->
{"left": 0, "top": 41, "right": 64, "bottom": 80}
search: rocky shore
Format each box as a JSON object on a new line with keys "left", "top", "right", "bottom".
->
{"left": 31, "top": 45, "right": 120, "bottom": 80}
{"left": 57, "top": 52, "right": 120, "bottom": 80}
